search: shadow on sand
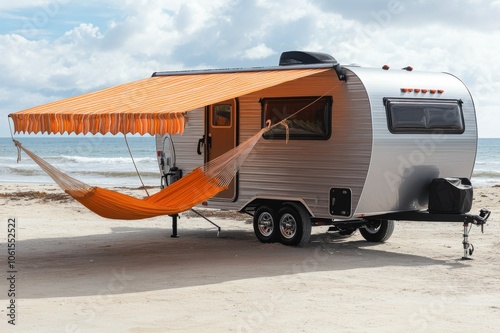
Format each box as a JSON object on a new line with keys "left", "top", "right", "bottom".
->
{"left": 3, "top": 226, "right": 467, "bottom": 299}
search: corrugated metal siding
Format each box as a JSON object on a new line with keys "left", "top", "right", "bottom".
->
{"left": 170, "top": 108, "right": 205, "bottom": 172}
{"left": 207, "top": 69, "right": 373, "bottom": 217}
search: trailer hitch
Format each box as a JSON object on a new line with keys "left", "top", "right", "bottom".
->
{"left": 461, "top": 208, "right": 490, "bottom": 260}
{"left": 360, "top": 208, "right": 491, "bottom": 259}
{"left": 475, "top": 208, "right": 491, "bottom": 233}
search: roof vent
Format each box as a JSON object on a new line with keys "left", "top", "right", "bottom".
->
{"left": 279, "top": 51, "right": 338, "bottom": 66}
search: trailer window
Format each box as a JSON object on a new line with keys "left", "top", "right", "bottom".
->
{"left": 385, "top": 98, "right": 464, "bottom": 134}
{"left": 261, "top": 96, "right": 332, "bottom": 140}
{"left": 212, "top": 104, "right": 232, "bottom": 127}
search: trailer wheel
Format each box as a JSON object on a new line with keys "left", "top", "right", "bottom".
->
{"left": 253, "top": 206, "right": 278, "bottom": 243}
{"left": 277, "top": 204, "right": 311, "bottom": 247}
{"left": 359, "top": 219, "right": 394, "bottom": 242}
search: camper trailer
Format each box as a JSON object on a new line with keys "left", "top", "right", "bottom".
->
{"left": 155, "top": 51, "right": 489, "bottom": 256}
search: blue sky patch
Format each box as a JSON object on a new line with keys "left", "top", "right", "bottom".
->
{"left": 0, "top": 3, "right": 124, "bottom": 39}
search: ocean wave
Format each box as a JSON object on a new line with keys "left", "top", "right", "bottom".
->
{"left": 1, "top": 164, "right": 158, "bottom": 179}
{"left": 472, "top": 170, "right": 500, "bottom": 178}
{"left": 0, "top": 156, "right": 19, "bottom": 163}
{"left": 55, "top": 155, "right": 157, "bottom": 164}
{"left": 75, "top": 170, "right": 160, "bottom": 178}
{"left": 5, "top": 166, "right": 44, "bottom": 176}
{"left": 475, "top": 161, "right": 500, "bottom": 166}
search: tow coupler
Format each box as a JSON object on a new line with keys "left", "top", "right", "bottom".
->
{"left": 461, "top": 209, "right": 491, "bottom": 260}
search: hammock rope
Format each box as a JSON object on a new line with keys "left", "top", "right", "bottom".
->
{"left": 123, "top": 133, "right": 149, "bottom": 197}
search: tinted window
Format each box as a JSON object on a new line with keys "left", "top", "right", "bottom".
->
{"left": 385, "top": 98, "right": 464, "bottom": 134}
{"left": 212, "top": 104, "right": 232, "bottom": 127}
{"left": 261, "top": 96, "right": 332, "bottom": 140}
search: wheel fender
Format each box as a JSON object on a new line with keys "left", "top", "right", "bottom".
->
{"left": 240, "top": 197, "right": 314, "bottom": 216}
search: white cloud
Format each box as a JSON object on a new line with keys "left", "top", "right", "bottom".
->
{"left": 1, "top": 0, "right": 499, "bottom": 137}
{"left": 241, "top": 43, "right": 276, "bottom": 60}
{"left": 255, "top": 0, "right": 315, "bottom": 22}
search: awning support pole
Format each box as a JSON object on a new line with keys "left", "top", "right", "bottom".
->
{"left": 170, "top": 214, "right": 179, "bottom": 238}
{"left": 190, "top": 209, "right": 221, "bottom": 237}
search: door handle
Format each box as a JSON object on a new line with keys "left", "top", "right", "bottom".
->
{"left": 197, "top": 135, "right": 205, "bottom": 155}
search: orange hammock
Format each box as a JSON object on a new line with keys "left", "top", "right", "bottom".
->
{"left": 13, "top": 128, "right": 265, "bottom": 220}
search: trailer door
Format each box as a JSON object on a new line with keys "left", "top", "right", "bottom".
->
{"left": 206, "top": 99, "right": 238, "bottom": 200}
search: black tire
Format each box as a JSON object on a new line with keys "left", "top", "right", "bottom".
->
{"left": 359, "top": 219, "right": 394, "bottom": 242}
{"left": 253, "top": 206, "right": 278, "bottom": 243}
{"left": 277, "top": 204, "right": 312, "bottom": 247}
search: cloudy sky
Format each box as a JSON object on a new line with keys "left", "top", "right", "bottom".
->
{"left": 1, "top": 0, "right": 499, "bottom": 137}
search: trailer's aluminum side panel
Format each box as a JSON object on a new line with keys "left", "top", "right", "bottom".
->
{"left": 168, "top": 107, "right": 205, "bottom": 173}
{"left": 351, "top": 68, "right": 477, "bottom": 216}
{"left": 206, "top": 69, "right": 373, "bottom": 217}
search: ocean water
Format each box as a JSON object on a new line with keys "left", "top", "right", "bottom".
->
{"left": 0, "top": 136, "right": 160, "bottom": 187}
{"left": 473, "top": 138, "right": 500, "bottom": 187}
{"left": 0, "top": 137, "right": 499, "bottom": 188}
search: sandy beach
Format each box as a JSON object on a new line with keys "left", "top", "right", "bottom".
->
{"left": 1, "top": 183, "right": 499, "bottom": 333}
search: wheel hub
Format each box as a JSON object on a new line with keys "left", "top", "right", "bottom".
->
{"left": 258, "top": 212, "right": 274, "bottom": 237}
{"left": 280, "top": 213, "right": 297, "bottom": 239}
{"left": 364, "top": 222, "right": 382, "bottom": 234}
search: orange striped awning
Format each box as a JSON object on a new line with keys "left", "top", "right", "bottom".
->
{"left": 9, "top": 67, "right": 331, "bottom": 136}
